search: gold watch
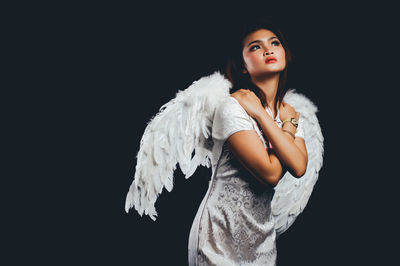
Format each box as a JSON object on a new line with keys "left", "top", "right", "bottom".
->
{"left": 282, "top": 118, "right": 298, "bottom": 128}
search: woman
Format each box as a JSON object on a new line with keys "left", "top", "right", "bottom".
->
{"left": 188, "top": 18, "right": 308, "bottom": 265}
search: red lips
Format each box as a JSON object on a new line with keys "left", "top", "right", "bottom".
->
{"left": 265, "top": 56, "right": 277, "bottom": 63}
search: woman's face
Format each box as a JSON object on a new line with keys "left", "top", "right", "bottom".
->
{"left": 241, "top": 29, "right": 286, "bottom": 78}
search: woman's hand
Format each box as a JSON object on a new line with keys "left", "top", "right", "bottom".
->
{"left": 279, "top": 102, "right": 300, "bottom": 121}
{"left": 231, "top": 89, "right": 265, "bottom": 119}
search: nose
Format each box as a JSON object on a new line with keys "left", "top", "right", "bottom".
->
{"left": 264, "top": 49, "right": 274, "bottom": 56}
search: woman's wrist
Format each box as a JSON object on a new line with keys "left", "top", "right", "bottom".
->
{"left": 281, "top": 121, "right": 296, "bottom": 141}
{"left": 282, "top": 129, "right": 295, "bottom": 139}
{"left": 282, "top": 121, "right": 297, "bottom": 133}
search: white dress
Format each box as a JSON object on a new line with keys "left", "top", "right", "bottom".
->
{"left": 188, "top": 97, "right": 304, "bottom": 266}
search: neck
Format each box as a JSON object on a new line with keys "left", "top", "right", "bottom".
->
{"left": 251, "top": 73, "right": 280, "bottom": 111}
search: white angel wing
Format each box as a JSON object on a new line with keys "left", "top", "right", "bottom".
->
{"left": 271, "top": 89, "right": 324, "bottom": 237}
{"left": 125, "top": 71, "right": 230, "bottom": 220}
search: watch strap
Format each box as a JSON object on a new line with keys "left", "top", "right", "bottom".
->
{"left": 282, "top": 118, "right": 298, "bottom": 128}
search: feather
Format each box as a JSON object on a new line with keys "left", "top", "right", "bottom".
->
{"left": 125, "top": 71, "right": 231, "bottom": 220}
{"left": 271, "top": 89, "right": 324, "bottom": 237}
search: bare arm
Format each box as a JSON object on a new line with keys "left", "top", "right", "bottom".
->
{"left": 254, "top": 109, "right": 308, "bottom": 177}
{"left": 231, "top": 89, "right": 308, "bottom": 178}
{"left": 227, "top": 130, "right": 284, "bottom": 186}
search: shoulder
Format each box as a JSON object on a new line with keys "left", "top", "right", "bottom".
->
{"left": 218, "top": 96, "right": 238, "bottom": 107}
{"left": 216, "top": 96, "right": 248, "bottom": 117}
{"left": 212, "top": 96, "right": 254, "bottom": 141}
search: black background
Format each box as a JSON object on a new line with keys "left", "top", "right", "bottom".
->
{"left": 5, "top": 2, "right": 395, "bottom": 265}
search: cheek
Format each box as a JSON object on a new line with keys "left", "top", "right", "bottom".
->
{"left": 278, "top": 49, "right": 286, "bottom": 62}
{"left": 245, "top": 53, "right": 263, "bottom": 67}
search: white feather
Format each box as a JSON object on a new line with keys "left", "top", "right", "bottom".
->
{"left": 271, "top": 89, "right": 324, "bottom": 237}
{"left": 125, "top": 71, "right": 231, "bottom": 220}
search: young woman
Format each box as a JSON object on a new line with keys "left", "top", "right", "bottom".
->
{"left": 188, "top": 18, "right": 308, "bottom": 265}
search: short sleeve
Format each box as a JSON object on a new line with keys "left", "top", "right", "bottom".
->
{"left": 212, "top": 97, "right": 254, "bottom": 141}
{"left": 295, "top": 115, "right": 305, "bottom": 139}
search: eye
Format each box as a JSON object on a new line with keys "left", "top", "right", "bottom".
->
{"left": 272, "top": 40, "right": 281, "bottom": 46}
{"left": 250, "top": 45, "right": 260, "bottom": 51}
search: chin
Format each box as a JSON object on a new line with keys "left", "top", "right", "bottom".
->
{"left": 260, "top": 68, "right": 284, "bottom": 75}
{"left": 263, "top": 65, "right": 285, "bottom": 73}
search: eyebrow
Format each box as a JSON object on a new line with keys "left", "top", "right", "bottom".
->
{"left": 247, "top": 36, "right": 278, "bottom": 47}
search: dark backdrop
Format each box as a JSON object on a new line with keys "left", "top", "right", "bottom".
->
{"left": 7, "top": 2, "right": 394, "bottom": 266}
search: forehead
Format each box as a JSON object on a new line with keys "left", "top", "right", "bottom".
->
{"left": 242, "top": 29, "right": 278, "bottom": 46}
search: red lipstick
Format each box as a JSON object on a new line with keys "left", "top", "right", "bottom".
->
{"left": 265, "top": 56, "right": 277, "bottom": 63}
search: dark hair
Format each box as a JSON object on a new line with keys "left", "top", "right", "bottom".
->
{"left": 224, "top": 17, "right": 293, "bottom": 113}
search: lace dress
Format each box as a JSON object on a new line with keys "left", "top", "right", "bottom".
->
{"left": 188, "top": 97, "right": 304, "bottom": 265}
